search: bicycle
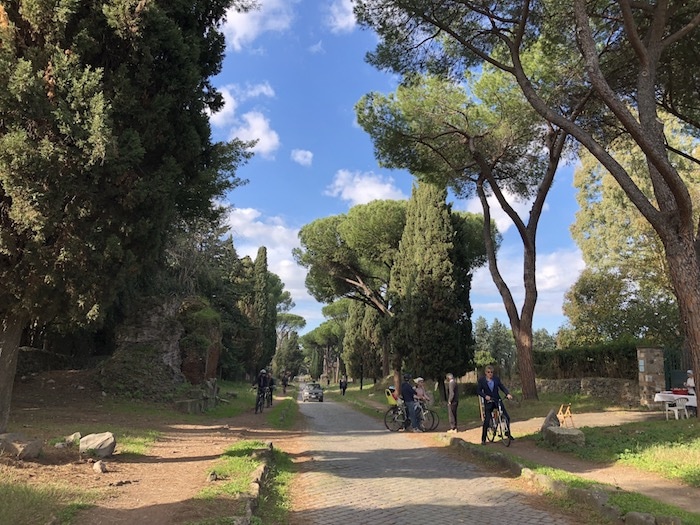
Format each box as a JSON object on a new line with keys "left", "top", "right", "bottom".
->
{"left": 416, "top": 400, "right": 439, "bottom": 431}
{"left": 265, "top": 386, "right": 273, "bottom": 408}
{"left": 484, "top": 398, "right": 512, "bottom": 446}
{"left": 254, "top": 386, "right": 266, "bottom": 414}
{"left": 384, "top": 400, "right": 439, "bottom": 432}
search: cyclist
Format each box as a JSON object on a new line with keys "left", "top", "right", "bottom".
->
{"left": 477, "top": 365, "right": 513, "bottom": 445}
{"left": 253, "top": 369, "right": 269, "bottom": 411}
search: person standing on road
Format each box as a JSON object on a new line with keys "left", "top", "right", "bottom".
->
{"left": 446, "top": 373, "right": 459, "bottom": 433}
{"left": 340, "top": 376, "right": 348, "bottom": 396}
{"left": 400, "top": 373, "right": 421, "bottom": 432}
{"left": 477, "top": 365, "right": 513, "bottom": 444}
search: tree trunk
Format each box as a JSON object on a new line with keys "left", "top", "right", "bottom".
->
{"left": 663, "top": 235, "right": 700, "bottom": 383}
{"left": 514, "top": 326, "right": 537, "bottom": 400}
{"left": 0, "top": 312, "right": 27, "bottom": 433}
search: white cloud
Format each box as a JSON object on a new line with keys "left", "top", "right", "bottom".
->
{"left": 209, "top": 82, "right": 275, "bottom": 130}
{"left": 325, "top": 169, "right": 408, "bottom": 205}
{"left": 223, "top": 0, "right": 297, "bottom": 52}
{"left": 471, "top": 247, "right": 584, "bottom": 327}
{"left": 291, "top": 149, "right": 313, "bottom": 166}
{"left": 242, "top": 82, "right": 275, "bottom": 99}
{"left": 208, "top": 86, "right": 238, "bottom": 128}
{"left": 230, "top": 111, "right": 280, "bottom": 157}
{"left": 325, "top": 0, "right": 356, "bottom": 34}
{"left": 226, "top": 207, "right": 310, "bottom": 304}
{"left": 309, "top": 40, "right": 324, "bottom": 54}
{"left": 461, "top": 191, "right": 547, "bottom": 234}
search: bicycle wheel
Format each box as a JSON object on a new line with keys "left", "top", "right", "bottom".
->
{"left": 425, "top": 409, "right": 439, "bottom": 431}
{"left": 499, "top": 417, "right": 512, "bottom": 447}
{"left": 486, "top": 411, "right": 498, "bottom": 442}
{"left": 384, "top": 407, "right": 405, "bottom": 432}
{"left": 420, "top": 409, "right": 434, "bottom": 431}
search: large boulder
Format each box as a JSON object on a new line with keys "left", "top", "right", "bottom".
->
{"left": 0, "top": 433, "right": 42, "bottom": 460}
{"left": 543, "top": 426, "right": 585, "bottom": 447}
{"left": 80, "top": 432, "right": 116, "bottom": 458}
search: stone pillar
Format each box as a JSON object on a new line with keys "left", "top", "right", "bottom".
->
{"left": 637, "top": 346, "right": 665, "bottom": 407}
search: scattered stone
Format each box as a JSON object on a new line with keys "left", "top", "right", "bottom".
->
{"left": 543, "top": 426, "right": 585, "bottom": 447}
{"left": 93, "top": 460, "right": 107, "bottom": 473}
{"left": 207, "top": 471, "right": 218, "bottom": 482}
{"left": 540, "top": 408, "right": 561, "bottom": 433}
{"left": 54, "top": 442, "right": 66, "bottom": 449}
{"left": 80, "top": 432, "right": 116, "bottom": 458}
{"left": 624, "top": 511, "right": 657, "bottom": 525}
{"left": 108, "top": 480, "right": 133, "bottom": 487}
{"left": 656, "top": 516, "right": 682, "bottom": 525}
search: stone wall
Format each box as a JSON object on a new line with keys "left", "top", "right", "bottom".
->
{"left": 535, "top": 377, "right": 639, "bottom": 406}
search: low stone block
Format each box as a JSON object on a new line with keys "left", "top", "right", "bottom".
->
{"left": 0, "top": 433, "right": 42, "bottom": 460}
{"left": 543, "top": 426, "right": 585, "bottom": 447}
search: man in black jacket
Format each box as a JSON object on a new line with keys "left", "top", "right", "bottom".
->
{"left": 477, "top": 365, "right": 513, "bottom": 444}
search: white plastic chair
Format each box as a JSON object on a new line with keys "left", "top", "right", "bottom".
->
{"left": 665, "top": 397, "right": 689, "bottom": 420}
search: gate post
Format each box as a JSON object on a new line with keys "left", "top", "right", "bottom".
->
{"left": 637, "top": 346, "right": 665, "bottom": 407}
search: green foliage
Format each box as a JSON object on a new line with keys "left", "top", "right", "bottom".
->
{"left": 534, "top": 340, "right": 638, "bottom": 379}
{"left": 389, "top": 181, "right": 472, "bottom": 379}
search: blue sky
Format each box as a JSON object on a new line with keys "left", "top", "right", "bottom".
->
{"left": 210, "top": 0, "right": 586, "bottom": 335}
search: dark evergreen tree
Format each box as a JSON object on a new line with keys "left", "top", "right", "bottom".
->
{"left": 0, "top": 0, "right": 254, "bottom": 431}
{"left": 389, "top": 182, "right": 471, "bottom": 381}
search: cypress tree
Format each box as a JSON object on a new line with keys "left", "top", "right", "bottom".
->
{"left": 389, "top": 181, "right": 470, "bottom": 380}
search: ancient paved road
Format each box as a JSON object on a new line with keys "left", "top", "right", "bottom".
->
{"left": 289, "top": 395, "right": 578, "bottom": 525}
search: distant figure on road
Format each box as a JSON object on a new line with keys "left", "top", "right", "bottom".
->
{"left": 340, "top": 376, "right": 348, "bottom": 396}
{"left": 446, "top": 373, "right": 459, "bottom": 433}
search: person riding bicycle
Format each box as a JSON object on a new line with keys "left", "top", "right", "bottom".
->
{"left": 252, "top": 369, "right": 270, "bottom": 412}
{"left": 477, "top": 365, "right": 513, "bottom": 445}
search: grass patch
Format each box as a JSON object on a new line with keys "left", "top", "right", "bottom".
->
{"left": 0, "top": 470, "right": 97, "bottom": 525}
{"left": 197, "top": 440, "right": 268, "bottom": 500}
{"left": 117, "top": 429, "right": 160, "bottom": 455}
{"left": 253, "top": 448, "right": 295, "bottom": 525}
{"left": 536, "top": 419, "right": 700, "bottom": 487}
{"left": 264, "top": 399, "right": 299, "bottom": 430}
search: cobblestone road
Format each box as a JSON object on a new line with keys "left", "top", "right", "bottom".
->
{"left": 290, "top": 396, "right": 578, "bottom": 524}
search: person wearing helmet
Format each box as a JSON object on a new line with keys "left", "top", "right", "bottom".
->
{"left": 400, "top": 373, "right": 421, "bottom": 432}
{"left": 253, "top": 368, "right": 270, "bottom": 390}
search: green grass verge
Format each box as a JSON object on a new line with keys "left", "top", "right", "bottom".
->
{"left": 197, "top": 440, "right": 267, "bottom": 499}
{"left": 534, "top": 419, "right": 700, "bottom": 487}
{"left": 518, "top": 462, "right": 700, "bottom": 525}
{"left": 252, "top": 448, "right": 295, "bottom": 525}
